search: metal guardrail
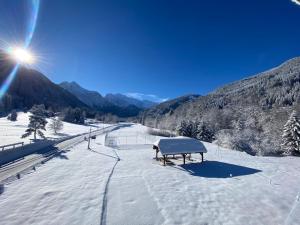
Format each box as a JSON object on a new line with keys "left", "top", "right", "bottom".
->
{"left": 0, "top": 142, "right": 24, "bottom": 151}
{"left": 0, "top": 125, "right": 113, "bottom": 153}
{"left": 0, "top": 125, "right": 119, "bottom": 167}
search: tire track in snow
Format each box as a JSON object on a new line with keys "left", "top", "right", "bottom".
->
{"left": 100, "top": 144, "right": 120, "bottom": 225}
{"left": 284, "top": 188, "right": 300, "bottom": 225}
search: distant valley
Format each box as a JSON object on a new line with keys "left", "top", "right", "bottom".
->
{"left": 0, "top": 50, "right": 157, "bottom": 118}
{"left": 1, "top": 48, "right": 300, "bottom": 155}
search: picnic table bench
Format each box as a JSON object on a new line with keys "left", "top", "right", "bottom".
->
{"left": 153, "top": 137, "right": 207, "bottom": 166}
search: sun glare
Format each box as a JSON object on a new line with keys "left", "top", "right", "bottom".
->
{"left": 8, "top": 47, "right": 35, "bottom": 65}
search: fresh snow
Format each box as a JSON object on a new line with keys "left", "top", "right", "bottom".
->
{"left": 154, "top": 136, "right": 208, "bottom": 155}
{"left": 1, "top": 124, "right": 300, "bottom": 225}
{"left": 0, "top": 135, "right": 116, "bottom": 225}
{"left": 0, "top": 112, "right": 109, "bottom": 146}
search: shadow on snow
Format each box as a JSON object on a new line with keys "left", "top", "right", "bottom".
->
{"left": 177, "top": 161, "right": 261, "bottom": 178}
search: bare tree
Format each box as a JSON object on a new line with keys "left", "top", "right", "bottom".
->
{"left": 49, "top": 117, "right": 64, "bottom": 134}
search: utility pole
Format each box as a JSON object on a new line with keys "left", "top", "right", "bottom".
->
{"left": 87, "top": 127, "right": 92, "bottom": 149}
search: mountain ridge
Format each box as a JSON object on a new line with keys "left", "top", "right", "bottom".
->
{"left": 59, "top": 81, "right": 157, "bottom": 109}
{"left": 142, "top": 56, "right": 300, "bottom": 155}
{"left": 0, "top": 51, "right": 88, "bottom": 112}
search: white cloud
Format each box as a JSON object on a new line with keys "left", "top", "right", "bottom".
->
{"left": 124, "top": 92, "right": 169, "bottom": 103}
{"left": 292, "top": 0, "right": 300, "bottom": 5}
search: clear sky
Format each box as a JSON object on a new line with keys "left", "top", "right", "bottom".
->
{"left": 0, "top": 0, "right": 300, "bottom": 102}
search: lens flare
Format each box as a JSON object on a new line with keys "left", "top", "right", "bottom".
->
{"left": 0, "top": 0, "right": 40, "bottom": 100}
{"left": 8, "top": 47, "right": 35, "bottom": 65}
{"left": 25, "top": 0, "right": 40, "bottom": 48}
{"left": 292, "top": 0, "right": 300, "bottom": 6}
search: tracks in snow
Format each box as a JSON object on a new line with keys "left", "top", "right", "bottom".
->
{"left": 99, "top": 146, "right": 164, "bottom": 225}
{"left": 100, "top": 146, "right": 120, "bottom": 225}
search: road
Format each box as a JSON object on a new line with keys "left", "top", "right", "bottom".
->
{"left": 0, "top": 124, "right": 123, "bottom": 182}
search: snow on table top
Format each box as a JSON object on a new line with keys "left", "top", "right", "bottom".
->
{"left": 154, "top": 136, "right": 208, "bottom": 155}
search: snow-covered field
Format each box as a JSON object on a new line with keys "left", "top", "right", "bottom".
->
{"left": 1, "top": 124, "right": 300, "bottom": 225}
{"left": 0, "top": 112, "right": 109, "bottom": 146}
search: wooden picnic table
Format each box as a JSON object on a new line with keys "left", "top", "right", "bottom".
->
{"left": 153, "top": 137, "right": 207, "bottom": 166}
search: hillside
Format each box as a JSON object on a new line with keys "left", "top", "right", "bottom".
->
{"left": 60, "top": 81, "right": 157, "bottom": 109}
{"left": 0, "top": 52, "right": 143, "bottom": 118}
{"left": 0, "top": 52, "right": 87, "bottom": 112}
{"left": 105, "top": 93, "right": 157, "bottom": 109}
{"left": 142, "top": 57, "right": 300, "bottom": 155}
{"left": 60, "top": 81, "right": 155, "bottom": 117}
{"left": 60, "top": 81, "right": 107, "bottom": 108}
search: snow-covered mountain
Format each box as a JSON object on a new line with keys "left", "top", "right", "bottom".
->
{"left": 142, "top": 57, "right": 300, "bottom": 155}
{"left": 0, "top": 51, "right": 87, "bottom": 112}
{"left": 105, "top": 93, "right": 157, "bottom": 109}
{"left": 60, "top": 81, "right": 157, "bottom": 109}
{"left": 60, "top": 81, "right": 107, "bottom": 108}
{"left": 0, "top": 50, "right": 148, "bottom": 118}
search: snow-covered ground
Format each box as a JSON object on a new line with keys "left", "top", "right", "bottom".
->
{"left": 1, "top": 124, "right": 300, "bottom": 225}
{"left": 0, "top": 112, "right": 110, "bottom": 146}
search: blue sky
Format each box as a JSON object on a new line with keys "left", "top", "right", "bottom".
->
{"left": 0, "top": 0, "right": 300, "bottom": 102}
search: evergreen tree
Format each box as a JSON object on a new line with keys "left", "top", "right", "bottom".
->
{"left": 282, "top": 110, "right": 300, "bottom": 155}
{"left": 30, "top": 104, "right": 47, "bottom": 115}
{"left": 177, "top": 120, "right": 188, "bottom": 136}
{"left": 197, "top": 123, "right": 215, "bottom": 142}
{"left": 62, "top": 107, "right": 75, "bottom": 123}
{"left": 62, "top": 107, "right": 85, "bottom": 124}
{"left": 177, "top": 120, "right": 199, "bottom": 138}
{"left": 7, "top": 110, "right": 18, "bottom": 121}
{"left": 49, "top": 117, "right": 64, "bottom": 134}
{"left": 22, "top": 105, "right": 48, "bottom": 140}
{"left": 95, "top": 113, "right": 102, "bottom": 121}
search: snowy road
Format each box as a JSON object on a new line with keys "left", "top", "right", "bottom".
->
{"left": 0, "top": 124, "right": 120, "bottom": 182}
{"left": 1, "top": 124, "right": 300, "bottom": 225}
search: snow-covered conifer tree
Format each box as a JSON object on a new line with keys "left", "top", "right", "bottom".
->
{"left": 7, "top": 110, "right": 17, "bottom": 121}
{"left": 197, "top": 123, "right": 215, "bottom": 142}
{"left": 22, "top": 105, "right": 48, "bottom": 140}
{"left": 282, "top": 110, "right": 300, "bottom": 155}
{"left": 177, "top": 120, "right": 199, "bottom": 138}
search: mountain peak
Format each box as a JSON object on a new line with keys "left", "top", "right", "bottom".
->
{"left": 105, "top": 93, "right": 157, "bottom": 108}
{"left": 60, "top": 81, "right": 81, "bottom": 88}
{"left": 60, "top": 81, "right": 105, "bottom": 108}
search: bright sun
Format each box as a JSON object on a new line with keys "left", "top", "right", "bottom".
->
{"left": 8, "top": 47, "right": 35, "bottom": 65}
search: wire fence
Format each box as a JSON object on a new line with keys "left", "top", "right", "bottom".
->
{"left": 104, "top": 132, "right": 160, "bottom": 148}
